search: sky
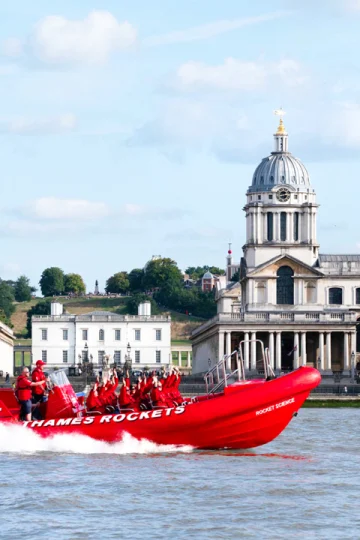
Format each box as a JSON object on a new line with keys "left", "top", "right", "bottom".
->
{"left": 1, "top": 0, "right": 360, "bottom": 291}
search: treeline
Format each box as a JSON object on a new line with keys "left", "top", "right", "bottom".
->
{"left": 0, "top": 276, "right": 36, "bottom": 326}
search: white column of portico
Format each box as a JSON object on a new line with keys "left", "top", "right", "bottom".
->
{"left": 301, "top": 332, "right": 307, "bottom": 366}
{"left": 257, "top": 208, "right": 262, "bottom": 244}
{"left": 294, "top": 333, "right": 299, "bottom": 369}
{"left": 276, "top": 332, "right": 281, "bottom": 370}
{"left": 263, "top": 213, "right": 267, "bottom": 241}
{"left": 288, "top": 211, "right": 293, "bottom": 243}
{"left": 244, "top": 332, "right": 250, "bottom": 370}
{"left": 187, "top": 351, "right": 191, "bottom": 368}
{"left": 251, "top": 332, "right": 257, "bottom": 370}
{"left": 351, "top": 331, "right": 356, "bottom": 359}
{"left": 326, "top": 332, "right": 332, "bottom": 370}
{"left": 226, "top": 331, "right": 232, "bottom": 370}
{"left": 218, "top": 331, "right": 225, "bottom": 362}
{"left": 269, "top": 332, "right": 275, "bottom": 369}
{"left": 343, "top": 333, "right": 349, "bottom": 370}
{"left": 178, "top": 351, "right": 181, "bottom": 367}
{"left": 319, "top": 332, "right": 325, "bottom": 370}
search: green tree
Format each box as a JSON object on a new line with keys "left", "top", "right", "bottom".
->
{"left": 0, "top": 308, "right": 12, "bottom": 327}
{"left": 125, "top": 293, "right": 159, "bottom": 315}
{"left": 26, "top": 299, "right": 52, "bottom": 337}
{"left": 128, "top": 268, "right": 145, "bottom": 292}
{"left": 143, "top": 258, "right": 183, "bottom": 290}
{"left": 186, "top": 265, "right": 225, "bottom": 280}
{"left": 209, "top": 266, "right": 225, "bottom": 276}
{"left": 0, "top": 280, "right": 15, "bottom": 319}
{"left": 39, "top": 267, "right": 65, "bottom": 297}
{"left": 14, "top": 275, "right": 32, "bottom": 302}
{"left": 64, "top": 273, "right": 86, "bottom": 295}
{"left": 231, "top": 270, "right": 240, "bottom": 282}
{"left": 105, "top": 272, "right": 130, "bottom": 294}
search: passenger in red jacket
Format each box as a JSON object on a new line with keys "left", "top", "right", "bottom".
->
{"left": 32, "top": 360, "right": 47, "bottom": 409}
{"left": 119, "top": 381, "right": 133, "bottom": 409}
{"left": 151, "top": 380, "right": 168, "bottom": 408}
{"left": 16, "top": 367, "right": 46, "bottom": 421}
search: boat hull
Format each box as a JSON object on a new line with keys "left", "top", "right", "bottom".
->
{"left": 0, "top": 367, "right": 321, "bottom": 450}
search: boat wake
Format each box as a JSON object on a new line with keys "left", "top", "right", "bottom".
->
{"left": 0, "top": 423, "right": 194, "bottom": 455}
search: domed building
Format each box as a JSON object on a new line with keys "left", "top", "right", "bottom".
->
{"left": 192, "top": 115, "right": 360, "bottom": 376}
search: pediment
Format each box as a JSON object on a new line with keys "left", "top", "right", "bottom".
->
{"left": 246, "top": 254, "right": 323, "bottom": 279}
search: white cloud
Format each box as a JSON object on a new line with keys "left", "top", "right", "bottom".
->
{"left": 0, "top": 114, "right": 77, "bottom": 135}
{"left": 144, "top": 12, "right": 289, "bottom": 46}
{"left": 4, "top": 11, "right": 137, "bottom": 66}
{"left": 2, "top": 37, "right": 23, "bottom": 57}
{"left": 174, "top": 57, "right": 307, "bottom": 92}
{"left": 345, "top": 0, "right": 360, "bottom": 11}
{"left": 23, "top": 197, "right": 111, "bottom": 221}
{"left": 328, "top": 102, "right": 360, "bottom": 147}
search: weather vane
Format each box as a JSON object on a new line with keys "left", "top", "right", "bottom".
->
{"left": 274, "top": 108, "right": 286, "bottom": 118}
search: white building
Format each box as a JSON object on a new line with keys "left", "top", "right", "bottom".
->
{"left": 192, "top": 115, "right": 360, "bottom": 374}
{"left": 32, "top": 302, "right": 171, "bottom": 369}
{"left": 0, "top": 321, "right": 14, "bottom": 377}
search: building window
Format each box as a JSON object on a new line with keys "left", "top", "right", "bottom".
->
{"left": 42, "top": 350, "right": 47, "bottom": 363}
{"left": 62, "top": 329, "right": 68, "bottom": 340}
{"left": 280, "top": 212, "right": 287, "bottom": 241}
{"left": 258, "top": 195, "right": 261, "bottom": 200}
{"left": 156, "top": 329, "right": 162, "bottom": 341}
{"left": 267, "top": 213, "right": 273, "bottom": 241}
{"left": 270, "top": 176, "right": 274, "bottom": 183}
{"left": 62, "top": 350, "right": 68, "bottom": 363}
{"left": 98, "top": 350, "right": 105, "bottom": 364}
{"left": 115, "top": 329, "right": 121, "bottom": 341}
{"left": 356, "top": 289, "right": 360, "bottom": 305}
{"left": 135, "top": 329, "right": 141, "bottom": 341}
{"left": 114, "top": 351, "right": 121, "bottom": 365}
{"left": 99, "top": 329, "right": 104, "bottom": 341}
{"left": 269, "top": 194, "right": 273, "bottom": 200}
{"left": 82, "top": 329, "right": 88, "bottom": 341}
{"left": 135, "top": 350, "right": 140, "bottom": 363}
{"left": 156, "top": 350, "right": 161, "bottom": 363}
{"left": 41, "top": 329, "right": 48, "bottom": 341}
{"left": 260, "top": 176, "right": 264, "bottom": 184}
{"left": 294, "top": 212, "right": 299, "bottom": 241}
{"left": 277, "top": 266, "right": 294, "bottom": 305}
{"left": 82, "top": 350, "right": 88, "bottom": 362}
{"left": 329, "top": 288, "right": 342, "bottom": 305}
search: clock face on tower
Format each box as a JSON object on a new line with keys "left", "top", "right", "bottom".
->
{"left": 276, "top": 187, "right": 291, "bottom": 202}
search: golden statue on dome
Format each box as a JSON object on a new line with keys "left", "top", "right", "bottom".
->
{"left": 274, "top": 108, "right": 287, "bottom": 135}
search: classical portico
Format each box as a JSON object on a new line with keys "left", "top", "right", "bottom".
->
{"left": 192, "top": 112, "right": 360, "bottom": 374}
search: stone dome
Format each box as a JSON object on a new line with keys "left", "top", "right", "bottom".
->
{"left": 248, "top": 116, "right": 310, "bottom": 193}
{"left": 251, "top": 153, "right": 310, "bottom": 191}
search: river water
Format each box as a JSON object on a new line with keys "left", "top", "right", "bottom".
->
{"left": 0, "top": 409, "right": 359, "bottom": 540}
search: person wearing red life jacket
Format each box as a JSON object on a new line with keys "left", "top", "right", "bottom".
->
{"left": 151, "top": 380, "right": 168, "bottom": 408}
{"left": 16, "top": 367, "right": 46, "bottom": 421}
{"left": 119, "top": 381, "right": 133, "bottom": 409}
{"left": 86, "top": 384, "right": 102, "bottom": 411}
{"left": 31, "top": 360, "right": 47, "bottom": 405}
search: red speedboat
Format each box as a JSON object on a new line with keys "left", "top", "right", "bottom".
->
{"left": 0, "top": 345, "right": 320, "bottom": 450}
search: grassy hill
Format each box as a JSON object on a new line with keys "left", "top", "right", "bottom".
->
{"left": 11, "top": 296, "right": 204, "bottom": 342}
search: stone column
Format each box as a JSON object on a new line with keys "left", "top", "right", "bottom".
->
{"left": 301, "top": 332, "right": 307, "bottom": 366}
{"left": 269, "top": 332, "right": 275, "bottom": 369}
{"left": 343, "top": 333, "right": 349, "bottom": 370}
{"left": 178, "top": 351, "right": 181, "bottom": 367}
{"left": 294, "top": 333, "right": 299, "bottom": 369}
{"left": 226, "top": 331, "right": 232, "bottom": 370}
{"left": 187, "top": 351, "right": 191, "bottom": 368}
{"left": 244, "top": 332, "right": 250, "bottom": 370}
{"left": 263, "top": 213, "right": 267, "bottom": 241}
{"left": 288, "top": 211, "right": 293, "bottom": 243}
{"left": 326, "top": 332, "right": 332, "bottom": 370}
{"left": 351, "top": 331, "right": 356, "bottom": 359}
{"left": 276, "top": 332, "right": 282, "bottom": 370}
{"left": 218, "top": 331, "right": 225, "bottom": 362}
{"left": 319, "top": 332, "right": 325, "bottom": 370}
{"left": 276, "top": 212, "right": 281, "bottom": 241}
{"left": 251, "top": 332, "right": 257, "bottom": 370}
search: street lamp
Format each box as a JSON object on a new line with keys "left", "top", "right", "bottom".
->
{"left": 124, "top": 342, "right": 132, "bottom": 373}
{"left": 351, "top": 351, "right": 356, "bottom": 383}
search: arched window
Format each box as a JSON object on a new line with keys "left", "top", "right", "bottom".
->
{"left": 260, "top": 176, "right": 264, "bottom": 184}
{"left": 329, "top": 288, "right": 342, "bottom": 305}
{"left": 267, "top": 213, "right": 273, "bottom": 241}
{"left": 277, "top": 266, "right": 294, "bottom": 305}
{"left": 280, "top": 212, "right": 287, "bottom": 241}
{"left": 356, "top": 288, "right": 360, "bottom": 304}
{"left": 99, "top": 329, "right": 105, "bottom": 341}
{"left": 270, "top": 176, "right": 274, "bottom": 183}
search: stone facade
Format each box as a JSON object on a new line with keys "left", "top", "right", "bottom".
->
{"left": 0, "top": 321, "right": 14, "bottom": 377}
{"left": 192, "top": 117, "right": 360, "bottom": 374}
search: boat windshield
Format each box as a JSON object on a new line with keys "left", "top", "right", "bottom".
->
{"left": 49, "top": 370, "right": 71, "bottom": 388}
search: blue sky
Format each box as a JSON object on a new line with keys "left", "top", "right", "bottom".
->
{"left": 0, "top": 0, "right": 360, "bottom": 291}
